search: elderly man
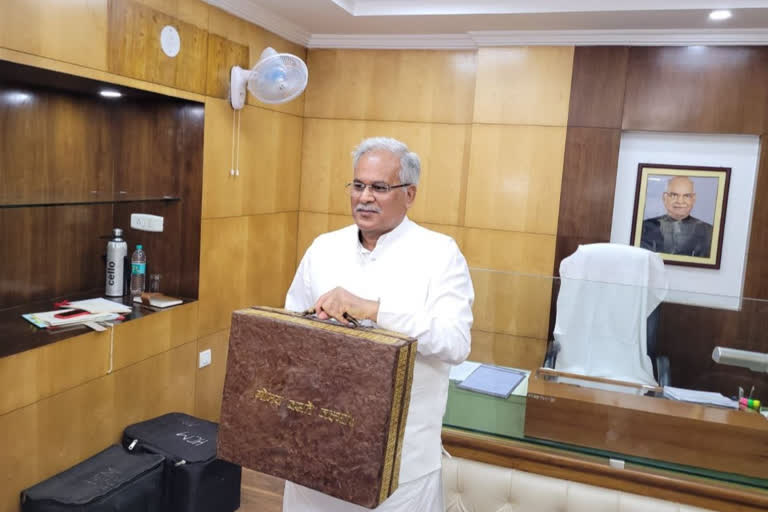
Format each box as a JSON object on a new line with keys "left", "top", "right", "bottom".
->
{"left": 641, "top": 176, "right": 713, "bottom": 257}
{"left": 283, "top": 137, "right": 474, "bottom": 512}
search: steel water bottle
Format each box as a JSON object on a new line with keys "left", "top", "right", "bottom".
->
{"left": 106, "top": 228, "right": 128, "bottom": 297}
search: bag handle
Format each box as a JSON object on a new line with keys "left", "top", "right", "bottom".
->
{"left": 301, "top": 308, "right": 361, "bottom": 328}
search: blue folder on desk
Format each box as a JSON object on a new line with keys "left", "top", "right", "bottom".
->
{"left": 456, "top": 364, "right": 527, "bottom": 399}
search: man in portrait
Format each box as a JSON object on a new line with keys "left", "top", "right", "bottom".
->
{"left": 641, "top": 176, "right": 713, "bottom": 257}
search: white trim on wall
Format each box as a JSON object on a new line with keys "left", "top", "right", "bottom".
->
{"left": 202, "top": 1, "right": 768, "bottom": 49}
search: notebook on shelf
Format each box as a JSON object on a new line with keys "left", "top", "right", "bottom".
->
{"left": 133, "top": 293, "right": 183, "bottom": 308}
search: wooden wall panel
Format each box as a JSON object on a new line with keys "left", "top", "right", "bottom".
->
{"left": 112, "top": 301, "right": 198, "bottom": 370}
{"left": 300, "top": 119, "right": 469, "bottom": 226}
{"left": 744, "top": 136, "right": 768, "bottom": 299}
{"left": 0, "top": 86, "right": 112, "bottom": 205}
{"left": 470, "top": 330, "right": 548, "bottom": 371}
{"left": 198, "top": 216, "right": 248, "bottom": 338}
{"left": 553, "top": 127, "right": 622, "bottom": 272}
{"left": 473, "top": 47, "right": 574, "bottom": 126}
{"left": 305, "top": 49, "right": 477, "bottom": 124}
{"left": 201, "top": 98, "right": 244, "bottom": 218}
{"left": 242, "top": 108, "right": 303, "bottom": 215}
{"left": 0, "top": 331, "right": 109, "bottom": 416}
{"left": 464, "top": 124, "right": 566, "bottom": 234}
{"left": 0, "top": 205, "right": 111, "bottom": 308}
{"left": 246, "top": 212, "right": 299, "bottom": 308}
{"left": 658, "top": 301, "right": 768, "bottom": 395}
{"left": 133, "top": 0, "right": 209, "bottom": 29}
{"left": 471, "top": 269, "right": 553, "bottom": 340}
{"left": 623, "top": 46, "right": 768, "bottom": 134}
{"left": 108, "top": 0, "right": 208, "bottom": 94}
{"left": 205, "top": 34, "right": 248, "bottom": 99}
{"left": 0, "top": 0, "right": 108, "bottom": 71}
{"left": 463, "top": 228, "right": 556, "bottom": 275}
{"left": 112, "top": 341, "right": 197, "bottom": 430}
{"left": 567, "top": 47, "right": 628, "bottom": 129}
{"left": 195, "top": 328, "right": 230, "bottom": 422}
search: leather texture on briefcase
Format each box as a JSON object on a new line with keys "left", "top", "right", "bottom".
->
{"left": 217, "top": 307, "right": 417, "bottom": 509}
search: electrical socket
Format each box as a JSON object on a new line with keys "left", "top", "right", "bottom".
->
{"left": 198, "top": 349, "right": 211, "bottom": 368}
{"left": 131, "top": 213, "right": 164, "bottom": 232}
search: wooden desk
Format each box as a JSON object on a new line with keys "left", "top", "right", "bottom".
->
{"left": 524, "top": 376, "right": 768, "bottom": 480}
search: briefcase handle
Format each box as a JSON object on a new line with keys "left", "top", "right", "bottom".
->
{"left": 301, "top": 308, "right": 361, "bottom": 328}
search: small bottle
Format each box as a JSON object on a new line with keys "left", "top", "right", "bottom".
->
{"left": 105, "top": 228, "right": 127, "bottom": 297}
{"left": 130, "top": 244, "right": 147, "bottom": 299}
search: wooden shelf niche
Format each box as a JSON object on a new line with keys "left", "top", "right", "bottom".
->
{"left": 0, "top": 59, "right": 203, "bottom": 327}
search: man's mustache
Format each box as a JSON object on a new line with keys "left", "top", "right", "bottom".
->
{"left": 355, "top": 205, "right": 381, "bottom": 214}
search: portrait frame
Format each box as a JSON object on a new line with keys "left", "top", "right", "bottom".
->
{"left": 629, "top": 163, "right": 731, "bottom": 269}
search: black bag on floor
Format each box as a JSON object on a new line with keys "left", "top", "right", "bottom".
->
{"left": 122, "top": 412, "right": 241, "bottom": 512}
{"left": 20, "top": 444, "right": 164, "bottom": 512}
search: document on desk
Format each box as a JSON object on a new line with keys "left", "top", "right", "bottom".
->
{"left": 662, "top": 386, "right": 738, "bottom": 409}
{"left": 457, "top": 364, "right": 527, "bottom": 399}
{"left": 449, "top": 360, "right": 482, "bottom": 382}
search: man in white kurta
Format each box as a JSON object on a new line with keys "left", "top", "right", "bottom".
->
{"left": 283, "top": 137, "right": 474, "bottom": 512}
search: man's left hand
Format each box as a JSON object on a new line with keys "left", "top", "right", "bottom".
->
{"left": 314, "top": 287, "right": 379, "bottom": 325}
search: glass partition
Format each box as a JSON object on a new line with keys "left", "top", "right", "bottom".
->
{"left": 444, "top": 267, "right": 768, "bottom": 487}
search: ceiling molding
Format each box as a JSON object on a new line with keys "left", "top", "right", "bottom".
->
{"left": 309, "top": 29, "right": 768, "bottom": 49}
{"left": 204, "top": 0, "right": 310, "bottom": 46}
{"left": 346, "top": 0, "right": 768, "bottom": 16}
{"left": 203, "top": 1, "right": 768, "bottom": 49}
{"left": 308, "top": 34, "right": 475, "bottom": 49}
{"left": 469, "top": 29, "right": 768, "bottom": 46}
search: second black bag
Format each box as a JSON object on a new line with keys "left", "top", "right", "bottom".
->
{"left": 122, "top": 412, "right": 241, "bottom": 512}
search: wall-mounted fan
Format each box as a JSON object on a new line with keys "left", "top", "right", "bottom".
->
{"left": 230, "top": 47, "right": 308, "bottom": 109}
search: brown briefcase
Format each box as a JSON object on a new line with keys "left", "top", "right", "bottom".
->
{"left": 217, "top": 307, "right": 417, "bottom": 509}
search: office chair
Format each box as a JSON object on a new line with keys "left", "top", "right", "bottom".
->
{"left": 549, "top": 243, "right": 669, "bottom": 388}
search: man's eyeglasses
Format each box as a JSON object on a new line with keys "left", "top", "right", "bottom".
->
{"left": 664, "top": 192, "right": 695, "bottom": 201}
{"left": 346, "top": 181, "right": 411, "bottom": 196}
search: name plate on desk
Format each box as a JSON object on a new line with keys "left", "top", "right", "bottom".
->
{"left": 217, "top": 307, "right": 417, "bottom": 509}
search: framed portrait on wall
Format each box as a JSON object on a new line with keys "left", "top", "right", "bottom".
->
{"left": 629, "top": 163, "right": 731, "bottom": 269}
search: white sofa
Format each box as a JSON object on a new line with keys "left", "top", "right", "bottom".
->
{"left": 442, "top": 456, "right": 714, "bottom": 512}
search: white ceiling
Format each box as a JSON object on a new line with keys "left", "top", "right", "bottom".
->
{"left": 205, "top": 0, "right": 768, "bottom": 48}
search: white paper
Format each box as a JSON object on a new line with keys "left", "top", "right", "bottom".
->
{"left": 68, "top": 298, "right": 132, "bottom": 314}
{"left": 662, "top": 386, "right": 738, "bottom": 409}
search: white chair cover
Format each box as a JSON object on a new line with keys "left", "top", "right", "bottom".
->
{"left": 554, "top": 243, "right": 668, "bottom": 386}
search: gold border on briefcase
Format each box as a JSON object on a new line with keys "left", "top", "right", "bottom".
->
{"left": 379, "top": 345, "right": 409, "bottom": 504}
{"left": 391, "top": 342, "right": 417, "bottom": 493}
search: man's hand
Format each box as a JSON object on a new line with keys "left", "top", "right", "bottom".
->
{"left": 314, "top": 287, "right": 379, "bottom": 324}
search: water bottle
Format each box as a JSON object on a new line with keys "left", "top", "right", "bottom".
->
{"left": 105, "top": 228, "right": 128, "bottom": 297}
{"left": 130, "top": 244, "right": 147, "bottom": 299}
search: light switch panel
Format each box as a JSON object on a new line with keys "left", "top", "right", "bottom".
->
{"left": 199, "top": 349, "right": 212, "bottom": 368}
{"left": 131, "top": 213, "right": 164, "bottom": 232}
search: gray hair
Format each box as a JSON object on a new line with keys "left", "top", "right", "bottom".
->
{"left": 352, "top": 137, "right": 421, "bottom": 185}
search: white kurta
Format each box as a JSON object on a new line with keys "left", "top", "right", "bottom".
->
{"left": 283, "top": 216, "right": 474, "bottom": 511}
